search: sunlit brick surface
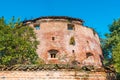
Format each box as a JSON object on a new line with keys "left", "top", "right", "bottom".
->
{"left": 0, "top": 70, "right": 108, "bottom": 80}
{"left": 25, "top": 17, "right": 103, "bottom": 67}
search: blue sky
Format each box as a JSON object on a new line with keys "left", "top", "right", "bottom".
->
{"left": 0, "top": 0, "right": 120, "bottom": 38}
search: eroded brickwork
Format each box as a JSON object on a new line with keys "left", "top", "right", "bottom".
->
{"left": 0, "top": 70, "right": 112, "bottom": 80}
{"left": 24, "top": 16, "right": 103, "bottom": 67}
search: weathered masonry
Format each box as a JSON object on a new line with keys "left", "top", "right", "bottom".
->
{"left": 24, "top": 16, "right": 103, "bottom": 67}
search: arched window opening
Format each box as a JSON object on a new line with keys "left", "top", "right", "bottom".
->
{"left": 69, "top": 36, "right": 75, "bottom": 45}
{"left": 48, "top": 49, "right": 58, "bottom": 58}
{"left": 86, "top": 52, "right": 93, "bottom": 58}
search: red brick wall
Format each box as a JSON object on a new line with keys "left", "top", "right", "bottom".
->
{"left": 28, "top": 18, "right": 103, "bottom": 67}
{"left": 0, "top": 70, "right": 113, "bottom": 80}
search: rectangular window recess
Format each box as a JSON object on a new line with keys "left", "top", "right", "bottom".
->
{"left": 35, "top": 26, "right": 40, "bottom": 30}
{"left": 52, "top": 37, "right": 55, "bottom": 40}
{"left": 51, "top": 54, "right": 56, "bottom": 58}
{"left": 67, "top": 24, "right": 75, "bottom": 30}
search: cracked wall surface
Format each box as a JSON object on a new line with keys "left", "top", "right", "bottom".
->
{"left": 25, "top": 16, "right": 103, "bottom": 67}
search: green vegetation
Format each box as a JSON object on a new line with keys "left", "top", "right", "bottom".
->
{"left": 0, "top": 16, "right": 119, "bottom": 79}
{"left": 0, "top": 17, "right": 39, "bottom": 66}
{"left": 69, "top": 36, "right": 75, "bottom": 45}
{"left": 102, "top": 18, "right": 120, "bottom": 79}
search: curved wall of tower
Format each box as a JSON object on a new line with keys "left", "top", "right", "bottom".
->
{"left": 24, "top": 16, "right": 103, "bottom": 67}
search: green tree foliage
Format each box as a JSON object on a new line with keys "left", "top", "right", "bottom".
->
{"left": 0, "top": 17, "right": 39, "bottom": 66}
{"left": 103, "top": 19, "right": 120, "bottom": 73}
{"left": 112, "top": 43, "right": 120, "bottom": 72}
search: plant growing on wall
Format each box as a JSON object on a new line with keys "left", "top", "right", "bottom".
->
{"left": 69, "top": 36, "right": 75, "bottom": 45}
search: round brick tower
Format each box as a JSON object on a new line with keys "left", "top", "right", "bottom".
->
{"left": 24, "top": 16, "right": 103, "bottom": 67}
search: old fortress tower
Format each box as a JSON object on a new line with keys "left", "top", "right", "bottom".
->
{"left": 24, "top": 16, "right": 103, "bottom": 67}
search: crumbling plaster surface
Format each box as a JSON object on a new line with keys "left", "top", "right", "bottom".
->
{"left": 27, "top": 17, "right": 103, "bottom": 67}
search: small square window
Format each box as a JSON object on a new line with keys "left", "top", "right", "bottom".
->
{"left": 67, "top": 24, "right": 75, "bottom": 30}
{"left": 35, "top": 26, "right": 40, "bottom": 30}
{"left": 52, "top": 37, "right": 55, "bottom": 40}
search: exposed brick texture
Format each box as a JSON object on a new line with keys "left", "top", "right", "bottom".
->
{"left": 0, "top": 70, "right": 115, "bottom": 80}
{"left": 25, "top": 16, "right": 103, "bottom": 67}
{"left": 0, "top": 17, "right": 115, "bottom": 80}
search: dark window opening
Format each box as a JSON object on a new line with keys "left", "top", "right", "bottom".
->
{"left": 52, "top": 37, "right": 55, "bottom": 40}
{"left": 50, "top": 54, "right": 56, "bottom": 58}
{"left": 87, "top": 41, "right": 89, "bottom": 43}
{"left": 35, "top": 25, "right": 40, "bottom": 30}
{"left": 67, "top": 24, "right": 75, "bottom": 30}
{"left": 72, "top": 50, "right": 75, "bottom": 53}
{"left": 86, "top": 52, "right": 93, "bottom": 58}
{"left": 48, "top": 49, "right": 58, "bottom": 58}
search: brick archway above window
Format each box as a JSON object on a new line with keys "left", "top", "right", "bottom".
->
{"left": 48, "top": 49, "right": 59, "bottom": 58}
{"left": 86, "top": 52, "right": 93, "bottom": 58}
